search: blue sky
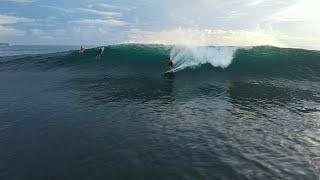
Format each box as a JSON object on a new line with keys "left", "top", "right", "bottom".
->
{"left": 0, "top": 0, "right": 319, "bottom": 49}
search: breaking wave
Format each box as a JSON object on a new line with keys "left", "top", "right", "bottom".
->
{"left": 0, "top": 44, "right": 319, "bottom": 80}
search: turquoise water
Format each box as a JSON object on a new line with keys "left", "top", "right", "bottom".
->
{"left": 0, "top": 44, "right": 319, "bottom": 179}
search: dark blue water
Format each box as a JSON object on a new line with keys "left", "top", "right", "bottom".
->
{"left": 0, "top": 45, "right": 319, "bottom": 180}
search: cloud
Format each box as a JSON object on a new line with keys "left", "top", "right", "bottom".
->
{"left": 1, "top": 0, "right": 319, "bottom": 49}
{"left": 96, "top": 3, "right": 119, "bottom": 9}
{"left": 269, "top": 0, "right": 320, "bottom": 22}
{"left": 41, "top": 5, "right": 74, "bottom": 13}
{"left": 0, "top": 14, "right": 35, "bottom": 25}
{"left": 247, "top": 0, "right": 263, "bottom": 6}
{"left": 7, "top": 0, "right": 37, "bottom": 3}
{"left": 41, "top": 5, "right": 123, "bottom": 16}
{"left": 71, "top": 19, "right": 127, "bottom": 27}
{"left": 95, "top": 3, "right": 134, "bottom": 11}
{"left": 126, "top": 27, "right": 284, "bottom": 47}
{"left": 126, "top": 25, "right": 320, "bottom": 50}
{"left": 31, "top": 28, "right": 69, "bottom": 40}
{"left": 0, "top": 25, "right": 25, "bottom": 36}
{"left": 77, "top": 8, "right": 121, "bottom": 17}
{"left": 31, "top": 28, "right": 45, "bottom": 36}
{"left": 0, "top": 14, "right": 33, "bottom": 37}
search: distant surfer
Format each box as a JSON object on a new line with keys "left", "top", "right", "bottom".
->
{"left": 96, "top": 47, "right": 105, "bottom": 59}
{"left": 79, "top": 45, "right": 85, "bottom": 54}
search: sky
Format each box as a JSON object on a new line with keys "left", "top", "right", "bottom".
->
{"left": 0, "top": 0, "right": 319, "bottom": 49}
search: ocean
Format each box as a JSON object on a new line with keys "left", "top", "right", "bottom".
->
{"left": 0, "top": 44, "right": 319, "bottom": 179}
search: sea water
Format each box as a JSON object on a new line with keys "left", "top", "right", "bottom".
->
{"left": 0, "top": 44, "right": 319, "bottom": 179}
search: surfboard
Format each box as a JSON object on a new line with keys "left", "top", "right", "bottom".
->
{"left": 163, "top": 69, "right": 174, "bottom": 75}
{"left": 163, "top": 71, "right": 175, "bottom": 79}
{"left": 163, "top": 66, "right": 182, "bottom": 76}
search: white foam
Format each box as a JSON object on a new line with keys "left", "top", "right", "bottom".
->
{"left": 170, "top": 46, "right": 238, "bottom": 72}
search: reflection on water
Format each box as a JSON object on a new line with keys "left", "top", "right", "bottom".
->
{"left": 60, "top": 68, "right": 320, "bottom": 179}
{"left": 226, "top": 80, "right": 320, "bottom": 179}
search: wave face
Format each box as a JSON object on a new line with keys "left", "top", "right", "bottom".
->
{"left": 1, "top": 44, "right": 320, "bottom": 80}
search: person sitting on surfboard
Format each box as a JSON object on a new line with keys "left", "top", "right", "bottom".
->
{"left": 79, "top": 46, "right": 85, "bottom": 54}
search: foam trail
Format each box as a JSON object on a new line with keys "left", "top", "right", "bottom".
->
{"left": 170, "top": 46, "right": 238, "bottom": 72}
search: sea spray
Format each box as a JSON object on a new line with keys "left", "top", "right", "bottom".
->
{"left": 170, "top": 45, "right": 238, "bottom": 72}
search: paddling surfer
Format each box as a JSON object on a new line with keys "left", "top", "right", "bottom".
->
{"left": 96, "top": 47, "right": 104, "bottom": 59}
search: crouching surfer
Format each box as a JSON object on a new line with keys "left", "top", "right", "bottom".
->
{"left": 96, "top": 47, "right": 105, "bottom": 59}
{"left": 163, "top": 58, "right": 174, "bottom": 76}
{"left": 167, "top": 58, "right": 173, "bottom": 70}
